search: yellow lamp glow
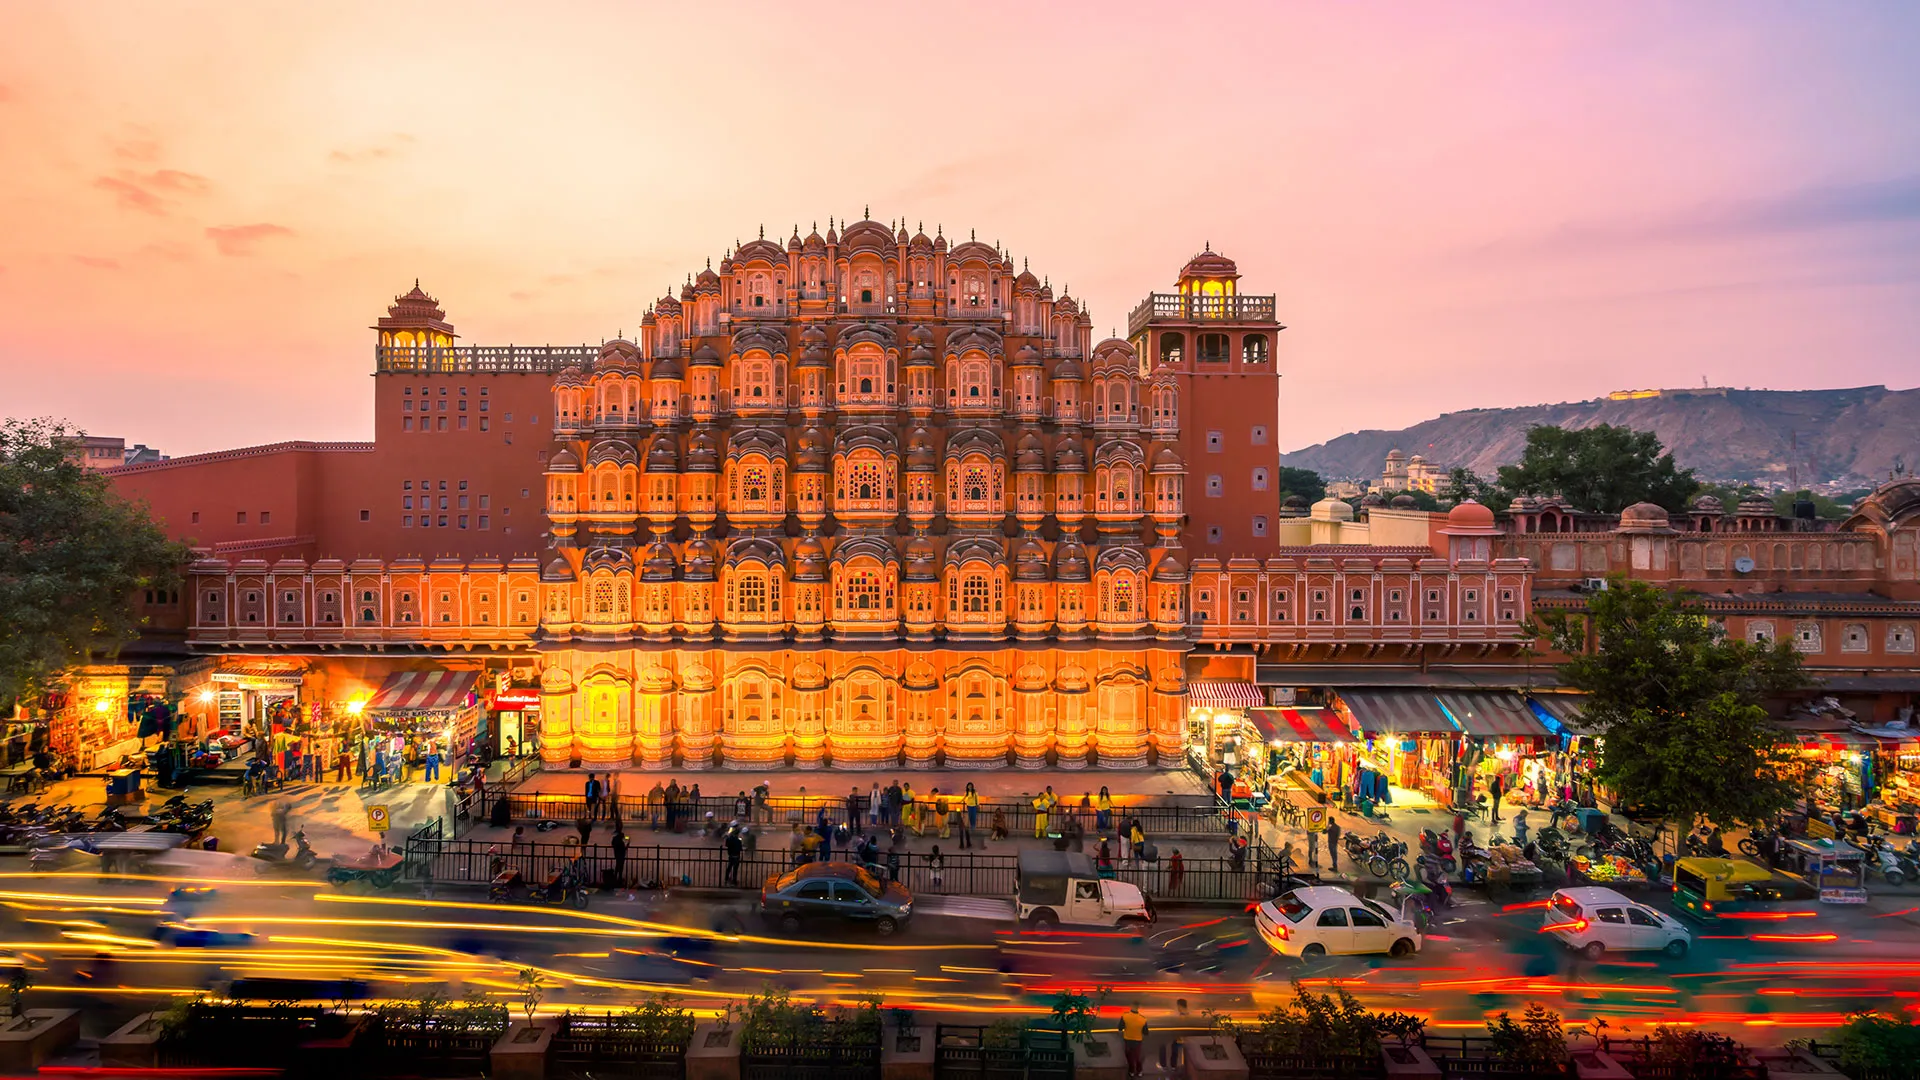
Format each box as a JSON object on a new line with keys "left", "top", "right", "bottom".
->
{"left": 93, "top": 698, "right": 111, "bottom": 713}
{"left": 198, "top": 690, "right": 215, "bottom": 704}
{"left": 346, "top": 700, "right": 365, "bottom": 715}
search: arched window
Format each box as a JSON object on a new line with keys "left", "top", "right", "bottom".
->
{"left": 845, "top": 569, "right": 881, "bottom": 612}
{"left": 1113, "top": 577, "right": 1134, "bottom": 614}
{"left": 963, "top": 464, "right": 988, "bottom": 503}
{"left": 962, "top": 574, "right": 990, "bottom": 614}
{"left": 592, "top": 580, "right": 614, "bottom": 616}
{"left": 740, "top": 464, "right": 768, "bottom": 503}
{"left": 737, "top": 574, "right": 766, "bottom": 614}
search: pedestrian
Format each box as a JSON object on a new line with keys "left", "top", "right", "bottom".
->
{"left": 1306, "top": 826, "right": 1320, "bottom": 869}
{"left": 576, "top": 816, "right": 592, "bottom": 847}
{"left": 665, "top": 779, "right": 683, "bottom": 831}
{"left": 902, "top": 782, "right": 919, "bottom": 834}
{"left": 847, "top": 787, "right": 864, "bottom": 830}
{"left": 1451, "top": 810, "right": 1467, "bottom": 855}
{"left": 816, "top": 807, "right": 834, "bottom": 858}
{"left": 1033, "top": 792, "right": 1050, "bottom": 839}
{"left": 801, "top": 829, "right": 822, "bottom": 864}
{"left": 929, "top": 845, "right": 945, "bottom": 890}
{"left": 885, "top": 780, "right": 903, "bottom": 827}
{"left": 1326, "top": 816, "right": 1342, "bottom": 873}
{"left": 648, "top": 780, "right": 665, "bottom": 829}
{"left": 1096, "top": 785, "right": 1113, "bottom": 832}
{"left": 424, "top": 741, "right": 441, "bottom": 783}
{"left": 1490, "top": 772, "right": 1505, "bottom": 820}
{"left": 584, "top": 772, "right": 601, "bottom": 821}
{"left": 990, "top": 809, "right": 1009, "bottom": 842}
{"left": 688, "top": 782, "right": 702, "bottom": 817}
{"left": 964, "top": 782, "right": 979, "bottom": 831}
{"left": 868, "top": 782, "right": 882, "bottom": 827}
{"left": 753, "top": 780, "right": 771, "bottom": 824}
{"left": 511, "top": 825, "right": 526, "bottom": 849}
{"left": 887, "top": 827, "right": 906, "bottom": 883}
{"left": 1160, "top": 1000, "right": 1190, "bottom": 1071}
{"left": 1120, "top": 1004, "right": 1148, "bottom": 1078}
{"left": 1128, "top": 819, "right": 1146, "bottom": 864}
{"left": 734, "top": 790, "right": 752, "bottom": 821}
{"left": 611, "top": 824, "right": 629, "bottom": 888}
{"left": 958, "top": 801, "right": 974, "bottom": 850}
{"left": 335, "top": 748, "right": 351, "bottom": 784}
{"left": 725, "top": 826, "right": 744, "bottom": 885}
{"left": 1168, "top": 849, "right": 1185, "bottom": 894}
{"left": 938, "top": 789, "right": 954, "bottom": 839}
{"left": 1511, "top": 809, "right": 1530, "bottom": 846}
{"left": 1097, "top": 838, "right": 1113, "bottom": 871}
{"left": 270, "top": 799, "right": 291, "bottom": 845}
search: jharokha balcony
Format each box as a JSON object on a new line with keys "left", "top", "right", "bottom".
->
{"left": 1126, "top": 292, "right": 1277, "bottom": 335}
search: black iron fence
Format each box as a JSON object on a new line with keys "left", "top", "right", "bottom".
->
{"left": 485, "top": 789, "right": 1228, "bottom": 839}
{"left": 404, "top": 834, "right": 1279, "bottom": 903}
{"left": 742, "top": 1042, "right": 880, "bottom": 1080}
{"left": 934, "top": 1025, "right": 1072, "bottom": 1080}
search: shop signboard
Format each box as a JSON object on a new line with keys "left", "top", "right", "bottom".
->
{"left": 1819, "top": 886, "right": 1868, "bottom": 904}
{"left": 492, "top": 689, "right": 541, "bottom": 711}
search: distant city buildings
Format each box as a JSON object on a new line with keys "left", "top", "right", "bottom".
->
{"left": 68, "top": 435, "right": 167, "bottom": 470}
{"left": 1373, "top": 448, "right": 1444, "bottom": 495}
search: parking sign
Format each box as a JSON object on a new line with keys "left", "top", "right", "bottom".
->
{"left": 367, "top": 805, "right": 391, "bottom": 833}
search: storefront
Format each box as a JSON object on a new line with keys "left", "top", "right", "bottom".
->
{"left": 1244, "top": 705, "right": 1357, "bottom": 799}
{"left": 488, "top": 687, "right": 541, "bottom": 759}
{"left": 1184, "top": 679, "right": 1269, "bottom": 777}
{"left": 363, "top": 669, "right": 482, "bottom": 772}
{"left": 208, "top": 664, "right": 307, "bottom": 735}
{"left": 1332, "top": 689, "right": 1554, "bottom": 811}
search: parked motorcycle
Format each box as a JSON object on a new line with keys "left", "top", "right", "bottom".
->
{"left": 1419, "top": 828, "right": 1458, "bottom": 872}
{"left": 1863, "top": 836, "right": 1908, "bottom": 887}
{"left": 252, "top": 828, "right": 318, "bottom": 870}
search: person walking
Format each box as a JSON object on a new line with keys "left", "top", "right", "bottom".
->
{"left": 958, "top": 799, "right": 974, "bottom": 850}
{"left": 937, "top": 789, "right": 953, "bottom": 839}
{"left": 424, "top": 741, "right": 441, "bottom": 783}
{"left": 963, "top": 782, "right": 979, "bottom": 831}
{"left": 1167, "top": 849, "right": 1185, "bottom": 894}
{"left": 928, "top": 845, "right": 945, "bottom": 891}
{"left": 1033, "top": 792, "right": 1050, "bottom": 839}
{"left": 847, "top": 787, "right": 864, "bottom": 831}
{"left": 734, "top": 790, "right": 752, "bottom": 822}
{"left": 1128, "top": 819, "right": 1147, "bottom": 865}
{"left": 270, "top": 799, "right": 291, "bottom": 845}
{"left": 1096, "top": 786, "right": 1113, "bottom": 832}
{"left": 868, "top": 782, "right": 882, "bottom": 827}
{"left": 1489, "top": 772, "right": 1505, "bottom": 821}
{"left": 1326, "top": 817, "right": 1342, "bottom": 874}
{"left": 1306, "top": 825, "right": 1320, "bottom": 869}
{"left": 725, "top": 825, "right": 744, "bottom": 885}
{"left": 887, "top": 826, "right": 907, "bottom": 884}
{"left": 583, "top": 773, "right": 601, "bottom": 821}
{"left": 1120, "top": 1004, "right": 1148, "bottom": 1078}
{"left": 611, "top": 823, "right": 629, "bottom": 889}
{"left": 902, "top": 782, "right": 919, "bottom": 835}
{"left": 576, "top": 815, "right": 593, "bottom": 847}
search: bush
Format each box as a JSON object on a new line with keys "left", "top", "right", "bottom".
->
{"left": 1485, "top": 1004, "right": 1567, "bottom": 1070}
{"left": 738, "top": 983, "right": 879, "bottom": 1051}
{"left": 376, "top": 989, "right": 509, "bottom": 1035}
{"left": 1243, "top": 982, "right": 1424, "bottom": 1058}
{"left": 983, "top": 1018, "right": 1026, "bottom": 1049}
{"left": 1830, "top": 1013, "right": 1920, "bottom": 1073}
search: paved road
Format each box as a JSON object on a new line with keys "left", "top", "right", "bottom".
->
{"left": 4, "top": 861, "right": 1917, "bottom": 1044}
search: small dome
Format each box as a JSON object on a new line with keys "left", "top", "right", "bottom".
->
{"left": 1445, "top": 500, "right": 1497, "bottom": 531}
{"left": 1050, "top": 356, "right": 1083, "bottom": 382}
{"left": 907, "top": 425, "right": 938, "bottom": 470}
{"left": 1360, "top": 492, "right": 1386, "bottom": 508}
{"left": 655, "top": 294, "right": 682, "bottom": 316}
{"left": 1390, "top": 494, "right": 1417, "bottom": 509}
{"left": 1178, "top": 245, "right": 1238, "bottom": 280}
{"left": 905, "top": 534, "right": 938, "bottom": 580}
{"left": 1617, "top": 501, "right": 1673, "bottom": 533}
{"left": 645, "top": 436, "right": 679, "bottom": 472}
{"left": 1053, "top": 539, "right": 1090, "bottom": 581}
{"left": 1310, "top": 497, "right": 1355, "bottom": 523}
{"left": 1054, "top": 294, "right": 1078, "bottom": 316}
{"left": 1152, "top": 446, "right": 1184, "bottom": 471}
{"left": 548, "top": 446, "right": 580, "bottom": 472}
{"left": 685, "top": 427, "right": 719, "bottom": 471}
{"left": 1012, "top": 343, "right": 1042, "bottom": 367}
{"left": 1691, "top": 494, "right": 1725, "bottom": 513}
{"left": 650, "top": 352, "right": 683, "bottom": 380}
{"left": 642, "top": 541, "right": 678, "bottom": 581}
{"left": 1014, "top": 535, "right": 1049, "bottom": 580}
{"left": 1014, "top": 268, "right": 1040, "bottom": 291}
{"left": 1281, "top": 493, "right": 1308, "bottom": 512}
{"left": 597, "top": 338, "right": 642, "bottom": 367}
{"left": 541, "top": 557, "right": 574, "bottom": 582}
{"left": 793, "top": 535, "right": 826, "bottom": 579}
{"left": 681, "top": 538, "right": 716, "bottom": 580}
{"left": 690, "top": 342, "right": 722, "bottom": 366}
{"left": 1409, "top": 454, "right": 1425, "bottom": 465}
{"left": 1053, "top": 440, "right": 1086, "bottom": 471}
{"left": 1016, "top": 431, "right": 1047, "bottom": 471}
{"left": 796, "top": 425, "right": 829, "bottom": 471}
{"left": 1737, "top": 495, "right": 1775, "bottom": 517}
{"left": 787, "top": 228, "right": 804, "bottom": 253}
{"left": 1153, "top": 551, "right": 1188, "bottom": 581}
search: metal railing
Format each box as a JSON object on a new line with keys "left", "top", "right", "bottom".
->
{"left": 486, "top": 791, "right": 1229, "bottom": 838}
{"left": 405, "top": 835, "right": 1277, "bottom": 903}
{"left": 1127, "top": 293, "right": 1278, "bottom": 334}
{"left": 375, "top": 344, "right": 599, "bottom": 374}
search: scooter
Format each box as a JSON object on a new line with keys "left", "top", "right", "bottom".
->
{"left": 252, "top": 829, "right": 318, "bottom": 871}
{"left": 1863, "top": 836, "right": 1908, "bottom": 887}
{"left": 1419, "top": 828, "right": 1458, "bottom": 872}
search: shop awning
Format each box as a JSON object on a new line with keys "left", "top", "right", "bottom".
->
{"left": 366, "top": 669, "right": 479, "bottom": 713}
{"left": 1188, "top": 680, "right": 1265, "bottom": 709}
{"left": 1336, "top": 689, "right": 1459, "bottom": 735}
{"left": 1528, "top": 693, "right": 1598, "bottom": 736}
{"left": 1249, "top": 708, "right": 1354, "bottom": 743}
{"left": 1433, "top": 692, "right": 1549, "bottom": 739}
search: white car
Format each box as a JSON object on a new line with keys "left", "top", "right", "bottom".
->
{"left": 1254, "top": 886, "right": 1422, "bottom": 960}
{"left": 1544, "top": 887, "right": 1691, "bottom": 960}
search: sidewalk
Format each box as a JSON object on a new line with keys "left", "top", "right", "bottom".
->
{"left": 513, "top": 764, "right": 1213, "bottom": 803}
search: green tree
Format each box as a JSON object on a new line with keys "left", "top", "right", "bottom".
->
{"left": 1496, "top": 424, "right": 1698, "bottom": 513}
{"left": 1277, "top": 467, "right": 1326, "bottom": 505}
{"left": 1532, "top": 577, "right": 1809, "bottom": 825}
{"left": 1444, "top": 466, "right": 1507, "bottom": 508}
{"left": 1827, "top": 1012, "right": 1920, "bottom": 1073}
{"left": 0, "top": 418, "right": 189, "bottom": 712}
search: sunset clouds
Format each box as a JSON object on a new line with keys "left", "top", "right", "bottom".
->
{"left": 2, "top": 2, "right": 1917, "bottom": 457}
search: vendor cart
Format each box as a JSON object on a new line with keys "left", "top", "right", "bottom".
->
{"left": 325, "top": 847, "right": 405, "bottom": 890}
{"left": 1780, "top": 837, "right": 1868, "bottom": 904}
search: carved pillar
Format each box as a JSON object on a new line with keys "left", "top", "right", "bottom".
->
{"left": 791, "top": 688, "right": 827, "bottom": 769}
{"left": 902, "top": 688, "right": 938, "bottom": 770}
{"left": 1047, "top": 688, "right": 1086, "bottom": 769}
{"left": 538, "top": 665, "right": 576, "bottom": 769}
{"left": 633, "top": 667, "right": 676, "bottom": 771}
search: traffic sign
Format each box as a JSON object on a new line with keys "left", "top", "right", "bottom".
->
{"left": 1305, "top": 806, "right": 1328, "bottom": 832}
{"left": 367, "top": 805, "right": 391, "bottom": 833}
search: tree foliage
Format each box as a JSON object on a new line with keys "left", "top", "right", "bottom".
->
{"left": 1244, "top": 983, "right": 1424, "bottom": 1057}
{"left": 1828, "top": 1012, "right": 1920, "bottom": 1072}
{"left": 1444, "top": 466, "right": 1508, "bottom": 509}
{"left": 1496, "top": 424, "right": 1699, "bottom": 513}
{"left": 1533, "top": 577, "right": 1809, "bottom": 824}
{"left": 1278, "top": 467, "right": 1326, "bottom": 506}
{"left": 0, "top": 418, "right": 189, "bottom": 712}
{"left": 1484, "top": 1005, "right": 1568, "bottom": 1069}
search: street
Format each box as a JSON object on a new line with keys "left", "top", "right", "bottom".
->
{"left": 6, "top": 862, "right": 1918, "bottom": 1043}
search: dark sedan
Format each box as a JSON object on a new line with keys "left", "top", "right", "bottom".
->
{"left": 758, "top": 862, "right": 914, "bottom": 936}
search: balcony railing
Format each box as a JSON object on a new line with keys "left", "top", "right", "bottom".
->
{"left": 376, "top": 345, "right": 599, "bottom": 374}
{"left": 1127, "top": 293, "right": 1278, "bottom": 334}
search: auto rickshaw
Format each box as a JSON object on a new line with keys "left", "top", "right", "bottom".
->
{"left": 1671, "top": 857, "right": 1816, "bottom": 921}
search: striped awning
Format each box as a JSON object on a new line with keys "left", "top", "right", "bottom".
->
{"left": 1188, "top": 680, "right": 1265, "bottom": 709}
{"left": 1528, "top": 693, "right": 1597, "bottom": 736}
{"left": 1336, "top": 689, "right": 1458, "bottom": 735}
{"left": 1249, "top": 708, "right": 1355, "bottom": 743}
{"left": 366, "top": 669, "right": 479, "bottom": 713}
{"left": 1433, "top": 692, "right": 1549, "bottom": 739}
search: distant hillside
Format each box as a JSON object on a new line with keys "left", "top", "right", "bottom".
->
{"left": 1282, "top": 385, "right": 1920, "bottom": 485}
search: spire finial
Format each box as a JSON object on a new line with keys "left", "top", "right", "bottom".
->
{"left": 413, "top": 277, "right": 420, "bottom": 289}
{"left": 759, "top": 224, "right": 765, "bottom": 239}
{"left": 706, "top": 257, "right": 711, "bottom": 270}
{"left": 1204, "top": 240, "right": 1212, "bottom": 253}
{"left": 970, "top": 228, "right": 976, "bottom": 241}
{"left": 917, "top": 220, "right": 923, "bottom": 233}
{"left": 864, "top": 203, "right": 870, "bottom": 218}
{"left": 1024, "top": 257, "right": 1029, "bottom": 271}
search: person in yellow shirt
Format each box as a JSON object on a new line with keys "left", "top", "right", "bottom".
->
{"left": 935, "top": 789, "right": 951, "bottom": 838}
{"left": 1096, "top": 786, "right": 1114, "bottom": 832}
{"left": 902, "top": 782, "right": 918, "bottom": 834}
{"left": 1032, "top": 793, "right": 1050, "bottom": 839}
{"left": 1120, "top": 1004, "right": 1148, "bottom": 1077}
{"left": 963, "top": 782, "right": 980, "bottom": 831}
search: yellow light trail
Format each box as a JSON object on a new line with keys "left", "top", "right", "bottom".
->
{"left": 0, "top": 890, "right": 166, "bottom": 906}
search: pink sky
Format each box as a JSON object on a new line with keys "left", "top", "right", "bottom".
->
{"left": 3, "top": 2, "right": 1917, "bottom": 457}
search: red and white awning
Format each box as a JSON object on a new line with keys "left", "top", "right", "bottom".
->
{"left": 1249, "top": 708, "right": 1355, "bottom": 743}
{"left": 1187, "top": 680, "right": 1266, "bottom": 709}
{"left": 366, "top": 669, "right": 479, "bottom": 713}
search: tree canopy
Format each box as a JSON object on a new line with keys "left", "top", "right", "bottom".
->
{"left": 1532, "top": 576, "right": 1809, "bottom": 825}
{"left": 1495, "top": 424, "right": 1698, "bottom": 513}
{"left": 0, "top": 418, "right": 189, "bottom": 711}
{"left": 1277, "top": 467, "right": 1326, "bottom": 506}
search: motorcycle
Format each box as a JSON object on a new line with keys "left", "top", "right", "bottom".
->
{"left": 1863, "top": 836, "right": 1908, "bottom": 887}
{"left": 490, "top": 867, "right": 590, "bottom": 909}
{"left": 1419, "top": 828, "right": 1458, "bottom": 872}
{"left": 1738, "top": 825, "right": 1783, "bottom": 859}
{"left": 252, "top": 828, "right": 318, "bottom": 870}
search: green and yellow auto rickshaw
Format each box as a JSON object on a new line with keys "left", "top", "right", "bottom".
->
{"left": 1672, "top": 857, "right": 1817, "bottom": 921}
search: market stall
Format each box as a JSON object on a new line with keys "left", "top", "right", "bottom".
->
{"left": 362, "top": 669, "right": 481, "bottom": 781}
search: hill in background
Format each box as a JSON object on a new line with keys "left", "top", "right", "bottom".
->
{"left": 1281, "top": 385, "right": 1920, "bottom": 485}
